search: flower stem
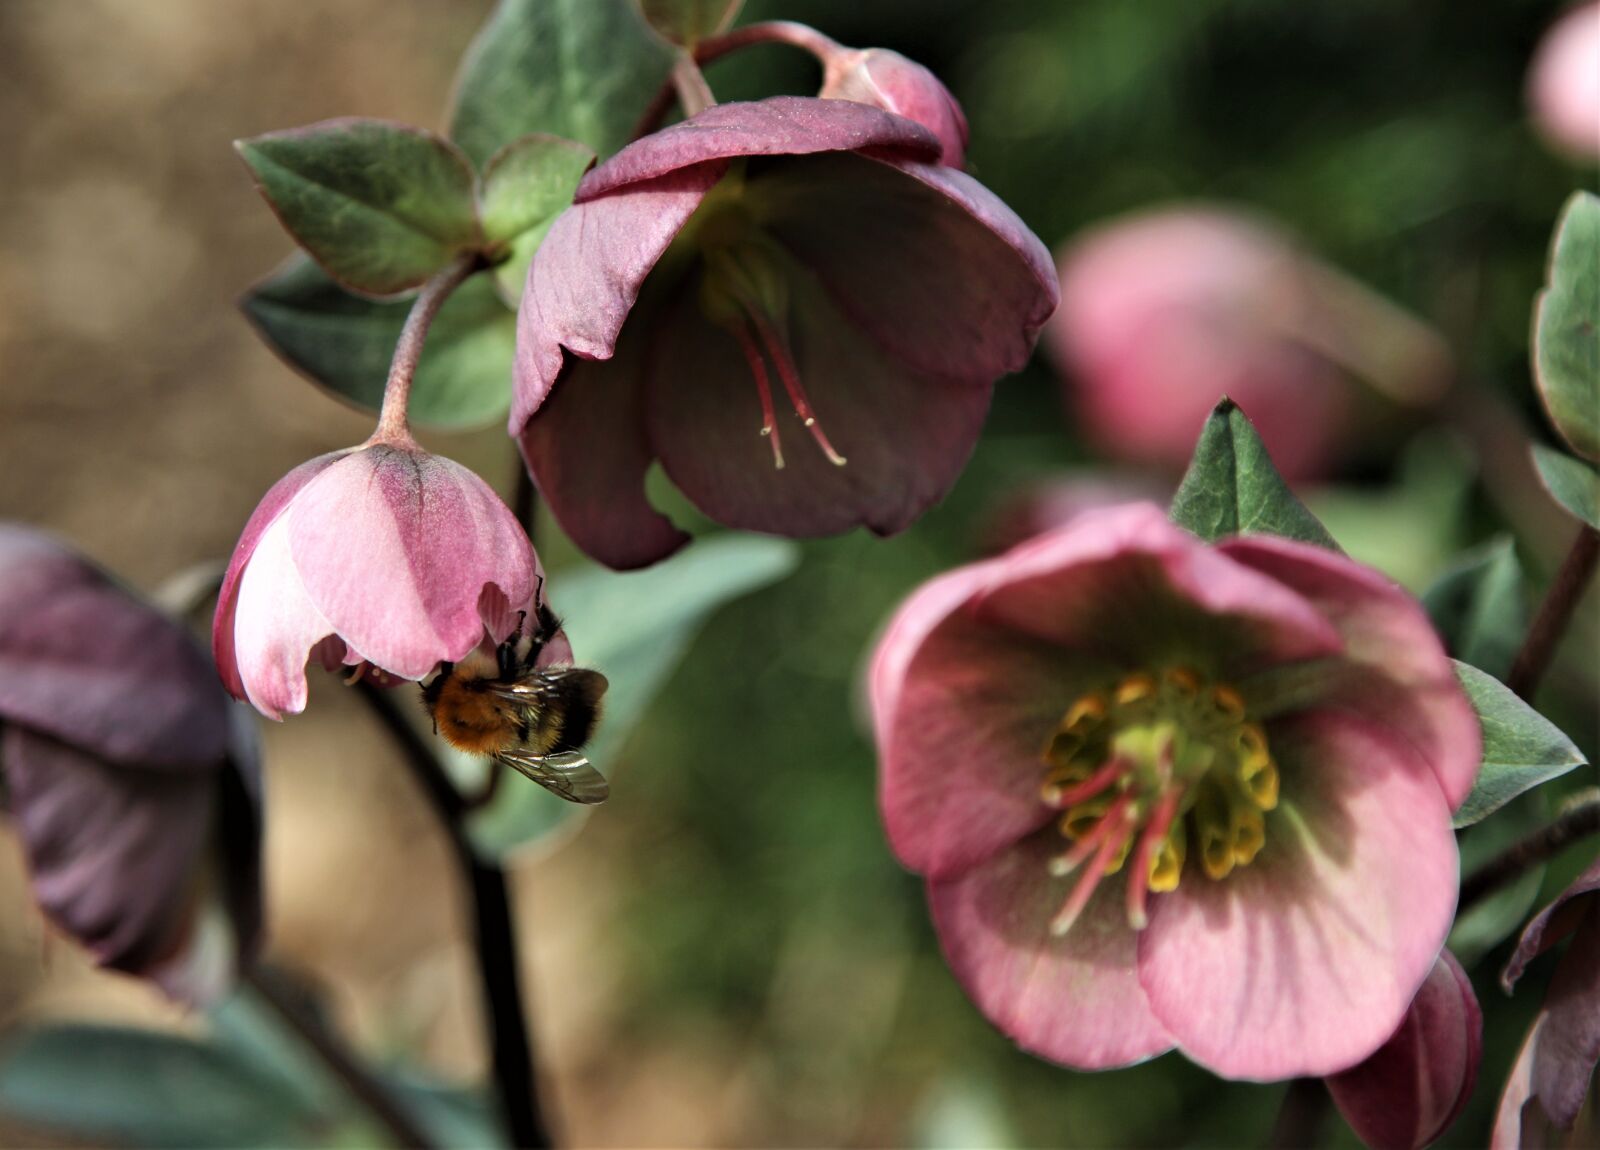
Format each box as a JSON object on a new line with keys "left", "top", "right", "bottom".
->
{"left": 670, "top": 53, "right": 716, "bottom": 118}
{"left": 1507, "top": 524, "right": 1600, "bottom": 701}
{"left": 1459, "top": 790, "right": 1600, "bottom": 913}
{"left": 356, "top": 681, "right": 555, "bottom": 1149}
{"left": 244, "top": 966, "right": 435, "bottom": 1150}
{"left": 372, "top": 253, "right": 482, "bottom": 445}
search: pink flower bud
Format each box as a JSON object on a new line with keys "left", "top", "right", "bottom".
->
{"left": 820, "top": 48, "right": 969, "bottom": 168}
{"left": 213, "top": 441, "right": 539, "bottom": 719}
{"left": 1528, "top": 3, "right": 1600, "bottom": 160}
{"left": 1326, "top": 950, "right": 1482, "bottom": 1150}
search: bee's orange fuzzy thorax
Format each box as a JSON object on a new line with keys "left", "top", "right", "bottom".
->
{"left": 431, "top": 676, "right": 519, "bottom": 756}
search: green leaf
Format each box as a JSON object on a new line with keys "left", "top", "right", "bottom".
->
{"left": 1449, "top": 790, "right": 1550, "bottom": 966}
{"left": 1169, "top": 397, "right": 1339, "bottom": 548}
{"left": 1533, "top": 191, "right": 1600, "bottom": 463}
{"left": 1451, "top": 660, "right": 1587, "bottom": 828}
{"left": 1422, "top": 536, "right": 1527, "bottom": 680}
{"left": 242, "top": 255, "right": 515, "bottom": 430}
{"left": 0, "top": 1025, "right": 325, "bottom": 1148}
{"left": 1532, "top": 442, "right": 1600, "bottom": 530}
{"left": 637, "top": 0, "right": 744, "bottom": 46}
{"left": 449, "top": 0, "right": 676, "bottom": 168}
{"left": 480, "top": 134, "right": 595, "bottom": 303}
{"left": 237, "top": 118, "right": 481, "bottom": 296}
{"left": 466, "top": 535, "right": 800, "bottom": 858}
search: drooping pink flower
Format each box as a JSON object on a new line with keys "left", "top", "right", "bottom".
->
{"left": 0, "top": 525, "right": 262, "bottom": 1004}
{"left": 1326, "top": 949, "right": 1482, "bottom": 1150}
{"left": 513, "top": 96, "right": 1056, "bottom": 570}
{"left": 1047, "top": 208, "right": 1448, "bottom": 482}
{"left": 213, "top": 441, "right": 545, "bottom": 719}
{"left": 1528, "top": 3, "right": 1600, "bottom": 161}
{"left": 870, "top": 503, "right": 1479, "bottom": 1079}
{"left": 1493, "top": 858, "right": 1600, "bottom": 1149}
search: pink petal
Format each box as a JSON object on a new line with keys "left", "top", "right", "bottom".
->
{"left": 975, "top": 504, "right": 1344, "bottom": 674}
{"left": 511, "top": 165, "right": 722, "bottom": 434}
{"left": 751, "top": 152, "right": 1057, "bottom": 386}
{"left": 646, "top": 269, "right": 992, "bottom": 541}
{"left": 928, "top": 833, "right": 1175, "bottom": 1069}
{"left": 1533, "top": 910, "right": 1600, "bottom": 1128}
{"left": 1137, "top": 711, "right": 1458, "bottom": 1080}
{"left": 574, "top": 96, "right": 940, "bottom": 202}
{"left": 1504, "top": 859, "right": 1600, "bottom": 990}
{"left": 1219, "top": 535, "right": 1481, "bottom": 810}
{"left": 820, "top": 48, "right": 969, "bottom": 168}
{"left": 1325, "top": 949, "right": 1482, "bottom": 1150}
{"left": 231, "top": 512, "right": 340, "bottom": 719}
{"left": 214, "top": 450, "right": 348, "bottom": 702}
{"left": 287, "top": 445, "right": 536, "bottom": 681}
{"left": 1492, "top": 1017, "right": 1546, "bottom": 1150}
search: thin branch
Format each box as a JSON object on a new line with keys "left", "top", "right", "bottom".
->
{"left": 1507, "top": 524, "right": 1600, "bottom": 700}
{"left": 372, "top": 253, "right": 483, "bottom": 444}
{"left": 356, "top": 682, "right": 555, "bottom": 1149}
{"left": 1459, "top": 791, "right": 1600, "bottom": 913}
{"left": 244, "top": 967, "right": 433, "bottom": 1150}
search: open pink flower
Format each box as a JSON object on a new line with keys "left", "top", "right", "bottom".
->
{"left": 0, "top": 525, "right": 261, "bottom": 1004}
{"left": 513, "top": 96, "right": 1056, "bottom": 569}
{"left": 1528, "top": 2, "right": 1600, "bottom": 161}
{"left": 213, "top": 441, "right": 542, "bottom": 719}
{"left": 870, "top": 503, "right": 1479, "bottom": 1079}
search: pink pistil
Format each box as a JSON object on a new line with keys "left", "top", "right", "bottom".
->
{"left": 1124, "top": 788, "right": 1181, "bottom": 930}
{"left": 1050, "top": 797, "right": 1136, "bottom": 936}
{"left": 1043, "top": 755, "right": 1129, "bottom": 810}
{"left": 732, "top": 321, "right": 785, "bottom": 468}
{"left": 748, "top": 311, "right": 848, "bottom": 466}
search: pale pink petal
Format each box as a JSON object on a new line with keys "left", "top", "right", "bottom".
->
{"left": 1220, "top": 534, "right": 1481, "bottom": 809}
{"left": 287, "top": 445, "right": 535, "bottom": 681}
{"left": 231, "top": 513, "right": 338, "bottom": 720}
{"left": 1528, "top": 2, "right": 1600, "bottom": 160}
{"left": 575, "top": 96, "right": 939, "bottom": 201}
{"left": 1137, "top": 711, "right": 1458, "bottom": 1080}
{"left": 928, "top": 833, "right": 1175, "bottom": 1069}
{"left": 1325, "top": 949, "right": 1482, "bottom": 1150}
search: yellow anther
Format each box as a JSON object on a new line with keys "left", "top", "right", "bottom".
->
{"left": 1200, "top": 827, "right": 1236, "bottom": 880}
{"left": 1164, "top": 667, "right": 1201, "bottom": 697}
{"left": 1060, "top": 797, "right": 1110, "bottom": 840}
{"left": 1062, "top": 694, "right": 1106, "bottom": 731}
{"left": 1232, "top": 805, "right": 1266, "bottom": 865}
{"left": 1240, "top": 757, "right": 1279, "bottom": 811}
{"left": 1115, "top": 674, "right": 1157, "bottom": 706}
{"left": 1211, "top": 685, "right": 1246, "bottom": 721}
{"left": 1235, "top": 723, "right": 1269, "bottom": 768}
{"left": 1148, "top": 819, "right": 1186, "bottom": 892}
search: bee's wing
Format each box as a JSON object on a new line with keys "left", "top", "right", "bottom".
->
{"left": 493, "top": 748, "right": 610, "bottom": 805}
{"left": 488, "top": 668, "right": 608, "bottom": 705}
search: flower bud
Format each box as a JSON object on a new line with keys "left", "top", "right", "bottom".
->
{"left": 820, "top": 48, "right": 969, "bottom": 168}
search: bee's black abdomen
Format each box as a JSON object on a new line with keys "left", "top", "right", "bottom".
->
{"left": 547, "top": 669, "right": 607, "bottom": 753}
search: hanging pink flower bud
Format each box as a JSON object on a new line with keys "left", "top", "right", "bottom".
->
{"left": 0, "top": 525, "right": 261, "bottom": 1004}
{"left": 819, "top": 48, "right": 969, "bottom": 168}
{"left": 213, "top": 441, "right": 540, "bottom": 719}
{"left": 1528, "top": 3, "right": 1600, "bottom": 161}
{"left": 1326, "top": 950, "right": 1482, "bottom": 1150}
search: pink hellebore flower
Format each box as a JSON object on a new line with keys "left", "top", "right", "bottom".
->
{"left": 1527, "top": 3, "right": 1600, "bottom": 161}
{"left": 1493, "top": 858, "right": 1600, "bottom": 1149}
{"left": 1326, "top": 949, "right": 1483, "bottom": 1150}
{"left": 870, "top": 503, "right": 1480, "bottom": 1079}
{"left": 214, "top": 441, "right": 548, "bottom": 720}
{"left": 513, "top": 96, "right": 1056, "bottom": 570}
{"left": 0, "top": 525, "right": 262, "bottom": 1004}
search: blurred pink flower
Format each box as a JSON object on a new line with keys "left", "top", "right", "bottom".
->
{"left": 1047, "top": 208, "right": 1447, "bottom": 481}
{"left": 982, "top": 472, "right": 1170, "bottom": 555}
{"left": 0, "top": 525, "right": 261, "bottom": 1004}
{"left": 1493, "top": 858, "right": 1600, "bottom": 1149}
{"left": 213, "top": 441, "right": 541, "bottom": 719}
{"left": 870, "top": 503, "right": 1478, "bottom": 1078}
{"left": 1528, "top": 3, "right": 1600, "bottom": 160}
{"left": 818, "top": 47, "right": 968, "bottom": 167}
{"left": 513, "top": 96, "right": 1056, "bottom": 570}
{"left": 1326, "top": 949, "right": 1482, "bottom": 1150}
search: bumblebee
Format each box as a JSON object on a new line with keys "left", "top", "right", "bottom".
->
{"left": 421, "top": 601, "right": 609, "bottom": 804}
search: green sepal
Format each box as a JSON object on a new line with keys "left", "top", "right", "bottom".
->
{"left": 1169, "top": 397, "right": 1339, "bottom": 548}
{"left": 1422, "top": 536, "right": 1527, "bottom": 680}
{"left": 1533, "top": 191, "right": 1600, "bottom": 463}
{"left": 241, "top": 255, "right": 514, "bottom": 431}
{"left": 1532, "top": 442, "right": 1600, "bottom": 530}
{"left": 236, "top": 118, "right": 481, "bottom": 297}
{"left": 1450, "top": 660, "right": 1587, "bottom": 828}
{"left": 479, "top": 134, "right": 596, "bottom": 303}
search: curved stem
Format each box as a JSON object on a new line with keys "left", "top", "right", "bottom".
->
{"left": 372, "top": 253, "right": 482, "bottom": 444}
{"left": 1507, "top": 524, "right": 1600, "bottom": 701}
{"left": 1459, "top": 791, "right": 1600, "bottom": 912}
{"left": 356, "top": 682, "right": 555, "bottom": 1149}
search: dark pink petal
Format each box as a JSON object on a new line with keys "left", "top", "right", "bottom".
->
{"left": 287, "top": 445, "right": 536, "bottom": 681}
{"left": 214, "top": 450, "right": 347, "bottom": 702}
{"left": 1220, "top": 535, "right": 1482, "bottom": 810}
{"left": 1533, "top": 910, "right": 1600, "bottom": 1128}
{"left": 1138, "top": 711, "right": 1458, "bottom": 1080}
{"left": 575, "top": 97, "right": 940, "bottom": 202}
{"left": 0, "top": 526, "right": 228, "bottom": 769}
{"left": 511, "top": 166, "right": 722, "bottom": 434}
{"left": 928, "top": 833, "right": 1175, "bottom": 1069}
{"left": 820, "top": 48, "right": 969, "bottom": 167}
{"left": 647, "top": 271, "right": 992, "bottom": 541}
{"left": 1325, "top": 950, "right": 1482, "bottom": 1150}
{"left": 752, "top": 153, "right": 1056, "bottom": 387}
{"left": 976, "top": 504, "right": 1344, "bottom": 675}
{"left": 874, "top": 572, "right": 1117, "bottom": 878}
{"left": 1504, "top": 859, "right": 1600, "bottom": 990}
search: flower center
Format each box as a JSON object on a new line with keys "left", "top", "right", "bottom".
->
{"left": 1038, "top": 666, "right": 1279, "bottom": 937}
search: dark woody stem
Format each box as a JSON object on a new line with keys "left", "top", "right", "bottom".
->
{"left": 372, "top": 253, "right": 483, "bottom": 444}
{"left": 1506, "top": 524, "right": 1600, "bottom": 701}
{"left": 356, "top": 681, "right": 555, "bottom": 1149}
{"left": 1459, "top": 791, "right": 1600, "bottom": 913}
